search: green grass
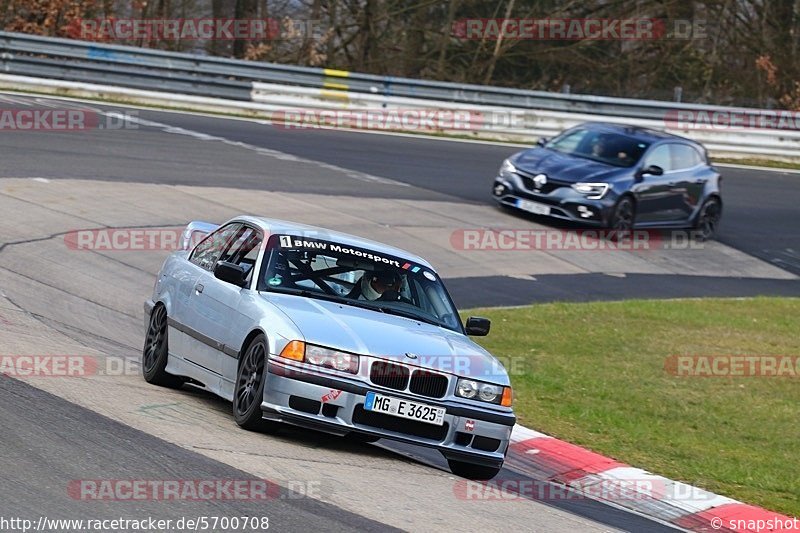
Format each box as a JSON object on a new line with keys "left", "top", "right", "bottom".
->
{"left": 468, "top": 297, "right": 800, "bottom": 516}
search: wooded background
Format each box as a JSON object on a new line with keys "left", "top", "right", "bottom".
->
{"left": 3, "top": 1, "right": 799, "bottom": 108}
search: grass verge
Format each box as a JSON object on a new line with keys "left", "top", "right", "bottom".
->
{"left": 469, "top": 297, "right": 799, "bottom": 515}
{"left": 714, "top": 157, "right": 800, "bottom": 170}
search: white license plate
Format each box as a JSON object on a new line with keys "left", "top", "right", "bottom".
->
{"left": 516, "top": 198, "right": 551, "bottom": 215}
{"left": 364, "top": 392, "right": 446, "bottom": 426}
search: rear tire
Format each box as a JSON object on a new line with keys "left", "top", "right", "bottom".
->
{"left": 694, "top": 197, "right": 722, "bottom": 241}
{"left": 233, "top": 334, "right": 275, "bottom": 432}
{"left": 142, "top": 305, "right": 184, "bottom": 388}
{"left": 447, "top": 459, "right": 502, "bottom": 480}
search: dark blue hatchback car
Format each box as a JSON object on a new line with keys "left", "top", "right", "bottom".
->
{"left": 492, "top": 122, "right": 723, "bottom": 239}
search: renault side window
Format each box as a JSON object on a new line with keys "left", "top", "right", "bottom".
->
{"left": 643, "top": 144, "right": 672, "bottom": 172}
{"left": 671, "top": 144, "right": 704, "bottom": 170}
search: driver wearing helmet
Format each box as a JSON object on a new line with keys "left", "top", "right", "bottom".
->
{"left": 349, "top": 270, "right": 402, "bottom": 301}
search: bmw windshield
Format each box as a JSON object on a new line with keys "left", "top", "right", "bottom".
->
{"left": 545, "top": 127, "right": 650, "bottom": 168}
{"left": 259, "top": 234, "right": 462, "bottom": 332}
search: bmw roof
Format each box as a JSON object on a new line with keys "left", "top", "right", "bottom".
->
{"left": 230, "top": 216, "right": 434, "bottom": 269}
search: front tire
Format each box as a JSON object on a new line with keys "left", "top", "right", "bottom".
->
{"left": 608, "top": 196, "right": 635, "bottom": 240}
{"left": 447, "top": 459, "right": 502, "bottom": 480}
{"left": 142, "top": 304, "right": 183, "bottom": 388}
{"left": 233, "top": 334, "right": 274, "bottom": 432}
{"left": 694, "top": 197, "right": 722, "bottom": 241}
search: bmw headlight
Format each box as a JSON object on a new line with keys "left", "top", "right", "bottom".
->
{"left": 456, "top": 379, "right": 478, "bottom": 399}
{"left": 304, "top": 344, "right": 359, "bottom": 374}
{"left": 456, "top": 378, "right": 511, "bottom": 406}
{"left": 571, "top": 182, "right": 609, "bottom": 200}
{"left": 498, "top": 158, "right": 517, "bottom": 179}
{"left": 478, "top": 382, "right": 502, "bottom": 403}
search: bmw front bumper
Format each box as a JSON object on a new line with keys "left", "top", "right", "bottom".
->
{"left": 262, "top": 358, "right": 514, "bottom": 468}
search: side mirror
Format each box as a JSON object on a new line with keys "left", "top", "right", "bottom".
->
{"left": 465, "top": 316, "right": 491, "bottom": 336}
{"left": 214, "top": 261, "right": 247, "bottom": 287}
{"left": 536, "top": 137, "right": 548, "bottom": 147}
{"left": 638, "top": 165, "right": 664, "bottom": 178}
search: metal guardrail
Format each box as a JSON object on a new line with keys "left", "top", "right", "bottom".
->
{"left": 1, "top": 31, "right": 799, "bottom": 159}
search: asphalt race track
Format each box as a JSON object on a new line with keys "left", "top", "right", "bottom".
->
{"left": 1, "top": 94, "right": 798, "bottom": 309}
{"left": 131, "top": 110, "right": 800, "bottom": 280}
{"left": 43, "top": 103, "right": 800, "bottom": 278}
{"left": 0, "top": 377, "right": 394, "bottom": 532}
{"left": 1, "top": 92, "right": 798, "bottom": 532}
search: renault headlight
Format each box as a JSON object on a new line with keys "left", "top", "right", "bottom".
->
{"left": 498, "top": 158, "right": 517, "bottom": 179}
{"left": 571, "top": 182, "right": 609, "bottom": 200}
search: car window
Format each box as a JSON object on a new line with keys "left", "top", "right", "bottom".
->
{"left": 643, "top": 144, "right": 673, "bottom": 172}
{"left": 546, "top": 128, "right": 589, "bottom": 153}
{"left": 547, "top": 128, "right": 649, "bottom": 167}
{"left": 671, "top": 144, "right": 704, "bottom": 170}
{"left": 259, "top": 235, "right": 462, "bottom": 332}
{"left": 189, "top": 223, "right": 242, "bottom": 271}
{"left": 218, "top": 226, "right": 263, "bottom": 282}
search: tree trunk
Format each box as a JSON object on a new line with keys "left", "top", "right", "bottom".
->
{"left": 483, "top": 0, "right": 515, "bottom": 85}
{"left": 436, "top": 0, "right": 459, "bottom": 79}
{"left": 233, "top": 0, "right": 258, "bottom": 58}
{"left": 402, "top": 2, "right": 428, "bottom": 77}
{"left": 355, "top": 0, "right": 376, "bottom": 71}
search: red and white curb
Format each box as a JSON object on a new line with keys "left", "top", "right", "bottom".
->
{"left": 494, "top": 425, "right": 796, "bottom": 532}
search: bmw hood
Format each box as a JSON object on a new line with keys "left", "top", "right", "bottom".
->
{"left": 513, "top": 148, "right": 625, "bottom": 183}
{"left": 263, "top": 293, "right": 508, "bottom": 383}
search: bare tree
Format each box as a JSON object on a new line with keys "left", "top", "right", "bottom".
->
{"left": 5, "top": 0, "right": 800, "bottom": 107}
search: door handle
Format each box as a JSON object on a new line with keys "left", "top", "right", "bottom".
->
{"left": 195, "top": 283, "right": 204, "bottom": 294}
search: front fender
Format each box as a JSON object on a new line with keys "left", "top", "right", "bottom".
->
{"left": 227, "top": 292, "right": 306, "bottom": 359}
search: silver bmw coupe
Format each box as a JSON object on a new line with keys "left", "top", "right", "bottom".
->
{"left": 143, "top": 216, "right": 515, "bottom": 479}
